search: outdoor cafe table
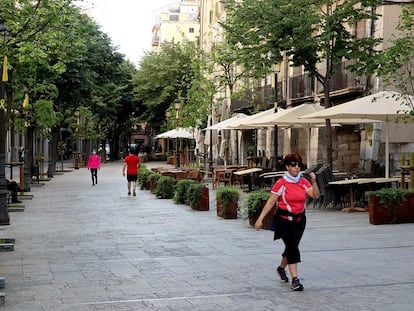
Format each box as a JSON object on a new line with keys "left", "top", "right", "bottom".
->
{"left": 233, "top": 167, "right": 263, "bottom": 192}
{"left": 328, "top": 177, "right": 401, "bottom": 212}
{"left": 258, "top": 171, "right": 285, "bottom": 188}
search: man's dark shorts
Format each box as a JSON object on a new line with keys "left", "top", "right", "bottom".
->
{"left": 127, "top": 174, "right": 138, "bottom": 182}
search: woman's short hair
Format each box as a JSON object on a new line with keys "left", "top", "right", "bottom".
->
{"left": 282, "top": 153, "right": 302, "bottom": 166}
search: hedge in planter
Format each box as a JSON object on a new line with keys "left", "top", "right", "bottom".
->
{"left": 148, "top": 173, "right": 161, "bottom": 193}
{"left": 243, "top": 189, "right": 273, "bottom": 229}
{"left": 155, "top": 176, "right": 175, "bottom": 199}
{"left": 175, "top": 179, "right": 198, "bottom": 204}
{"left": 138, "top": 168, "right": 151, "bottom": 190}
{"left": 368, "top": 188, "right": 414, "bottom": 224}
{"left": 216, "top": 187, "right": 240, "bottom": 219}
{"left": 186, "top": 182, "right": 209, "bottom": 211}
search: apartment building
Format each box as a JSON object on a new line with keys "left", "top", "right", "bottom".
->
{"left": 198, "top": 0, "right": 414, "bottom": 176}
{"left": 151, "top": 0, "right": 200, "bottom": 53}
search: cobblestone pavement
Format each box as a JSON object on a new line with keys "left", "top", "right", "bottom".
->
{"left": 1, "top": 161, "right": 413, "bottom": 310}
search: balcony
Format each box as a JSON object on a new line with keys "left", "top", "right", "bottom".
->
{"left": 231, "top": 82, "right": 283, "bottom": 113}
{"left": 231, "top": 61, "right": 366, "bottom": 112}
{"left": 290, "top": 61, "right": 366, "bottom": 104}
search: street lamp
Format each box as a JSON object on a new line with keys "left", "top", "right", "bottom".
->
{"left": 272, "top": 63, "right": 280, "bottom": 170}
{"left": 0, "top": 19, "right": 9, "bottom": 225}
{"left": 174, "top": 99, "right": 181, "bottom": 168}
{"left": 74, "top": 110, "right": 80, "bottom": 169}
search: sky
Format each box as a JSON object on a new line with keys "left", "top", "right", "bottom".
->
{"left": 76, "top": 0, "right": 179, "bottom": 66}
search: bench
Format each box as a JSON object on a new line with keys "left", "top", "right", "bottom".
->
{"left": 0, "top": 238, "right": 15, "bottom": 252}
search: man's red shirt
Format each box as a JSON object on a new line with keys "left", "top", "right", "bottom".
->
{"left": 124, "top": 154, "right": 140, "bottom": 175}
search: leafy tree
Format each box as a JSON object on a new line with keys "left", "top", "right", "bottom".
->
{"left": 0, "top": 1, "right": 91, "bottom": 175}
{"left": 222, "top": 0, "right": 383, "bottom": 167}
{"left": 184, "top": 49, "right": 216, "bottom": 130}
{"left": 1, "top": 0, "right": 136, "bottom": 167}
{"left": 133, "top": 41, "right": 199, "bottom": 132}
{"left": 375, "top": 4, "right": 414, "bottom": 120}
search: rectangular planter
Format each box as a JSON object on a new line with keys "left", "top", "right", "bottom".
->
{"left": 249, "top": 205, "right": 276, "bottom": 230}
{"left": 368, "top": 193, "right": 414, "bottom": 225}
{"left": 191, "top": 187, "right": 210, "bottom": 211}
{"left": 216, "top": 199, "right": 238, "bottom": 219}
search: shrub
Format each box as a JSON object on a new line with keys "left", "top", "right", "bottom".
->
{"left": 186, "top": 182, "right": 206, "bottom": 207}
{"left": 244, "top": 189, "right": 270, "bottom": 218}
{"left": 368, "top": 188, "right": 411, "bottom": 223}
{"left": 175, "top": 179, "right": 197, "bottom": 204}
{"left": 155, "top": 176, "right": 175, "bottom": 199}
{"left": 138, "top": 168, "right": 151, "bottom": 190}
{"left": 216, "top": 187, "right": 240, "bottom": 210}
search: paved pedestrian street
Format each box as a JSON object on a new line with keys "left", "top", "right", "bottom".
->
{"left": 1, "top": 161, "right": 413, "bottom": 310}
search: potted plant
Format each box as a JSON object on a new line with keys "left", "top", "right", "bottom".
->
{"left": 155, "top": 176, "right": 175, "bottom": 199}
{"left": 186, "top": 182, "right": 209, "bottom": 211}
{"left": 244, "top": 189, "right": 273, "bottom": 229}
{"left": 174, "top": 179, "right": 197, "bottom": 204}
{"left": 216, "top": 187, "right": 240, "bottom": 219}
{"left": 148, "top": 172, "right": 161, "bottom": 193}
{"left": 368, "top": 188, "right": 414, "bottom": 224}
{"left": 138, "top": 167, "right": 151, "bottom": 190}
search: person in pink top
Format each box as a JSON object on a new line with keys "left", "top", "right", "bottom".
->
{"left": 87, "top": 150, "right": 101, "bottom": 186}
{"left": 255, "top": 153, "right": 320, "bottom": 291}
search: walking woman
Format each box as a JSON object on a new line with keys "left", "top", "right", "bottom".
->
{"left": 87, "top": 150, "right": 101, "bottom": 186}
{"left": 255, "top": 153, "right": 320, "bottom": 291}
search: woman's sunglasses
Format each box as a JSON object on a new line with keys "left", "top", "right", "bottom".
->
{"left": 288, "top": 161, "right": 301, "bottom": 167}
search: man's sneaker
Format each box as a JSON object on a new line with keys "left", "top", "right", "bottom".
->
{"left": 276, "top": 266, "right": 289, "bottom": 283}
{"left": 133, "top": 191, "right": 136, "bottom": 196}
{"left": 291, "top": 277, "right": 304, "bottom": 291}
{"left": 128, "top": 192, "right": 131, "bottom": 196}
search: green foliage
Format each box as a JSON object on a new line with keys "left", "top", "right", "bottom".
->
{"left": 216, "top": 187, "right": 240, "bottom": 210}
{"left": 174, "top": 179, "right": 198, "bottom": 204}
{"left": 155, "top": 176, "right": 175, "bottom": 199}
{"left": 186, "top": 182, "right": 206, "bottom": 207}
{"left": 148, "top": 173, "right": 161, "bottom": 183}
{"left": 244, "top": 189, "right": 270, "bottom": 217}
{"left": 133, "top": 40, "right": 199, "bottom": 131}
{"left": 369, "top": 188, "right": 412, "bottom": 223}
{"left": 1, "top": 0, "right": 137, "bottom": 164}
{"left": 221, "top": 0, "right": 383, "bottom": 168}
{"left": 138, "top": 167, "right": 151, "bottom": 190}
{"left": 222, "top": 0, "right": 382, "bottom": 87}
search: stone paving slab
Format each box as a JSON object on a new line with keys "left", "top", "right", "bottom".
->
{"left": 0, "top": 161, "right": 413, "bottom": 310}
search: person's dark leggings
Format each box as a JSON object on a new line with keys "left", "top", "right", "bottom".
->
{"left": 90, "top": 168, "right": 98, "bottom": 185}
{"left": 279, "top": 216, "right": 306, "bottom": 264}
{"left": 6, "top": 180, "right": 20, "bottom": 203}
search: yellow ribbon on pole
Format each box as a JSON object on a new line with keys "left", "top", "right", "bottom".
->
{"left": 2, "top": 55, "right": 8, "bottom": 82}
{"left": 23, "top": 93, "right": 29, "bottom": 108}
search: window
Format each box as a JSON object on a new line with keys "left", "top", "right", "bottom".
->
{"left": 189, "top": 27, "right": 194, "bottom": 33}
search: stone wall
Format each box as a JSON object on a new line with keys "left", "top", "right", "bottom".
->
{"left": 332, "top": 126, "right": 361, "bottom": 173}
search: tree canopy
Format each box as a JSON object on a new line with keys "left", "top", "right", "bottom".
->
{"left": 222, "top": 0, "right": 383, "bottom": 166}
{"left": 133, "top": 41, "right": 210, "bottom": 132}
{"left": 0, "top": 0, "right": 137, "bottom": 162}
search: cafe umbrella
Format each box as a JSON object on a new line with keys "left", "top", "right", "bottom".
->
{"left": 300, "top": 91, "right": 414, "bottom": 177}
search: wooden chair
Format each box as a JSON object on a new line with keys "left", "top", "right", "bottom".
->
{"left": 216, "top": 169, "right": 233, "bottom": 188}
{"left": 212, "top": 167, "right": 225, "bottom": 189}
{"left": 186, "top": 170, "right": 203, "bottom": 183}
{"left": 174, "top": 171, "right": 189, "bottom": 182}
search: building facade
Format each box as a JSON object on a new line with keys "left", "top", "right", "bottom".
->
{"left": 196, "top": 0, "right": 414, "bottom": 176}
{"left": 152, "top": 0, "right": 200, "bottom": 53}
